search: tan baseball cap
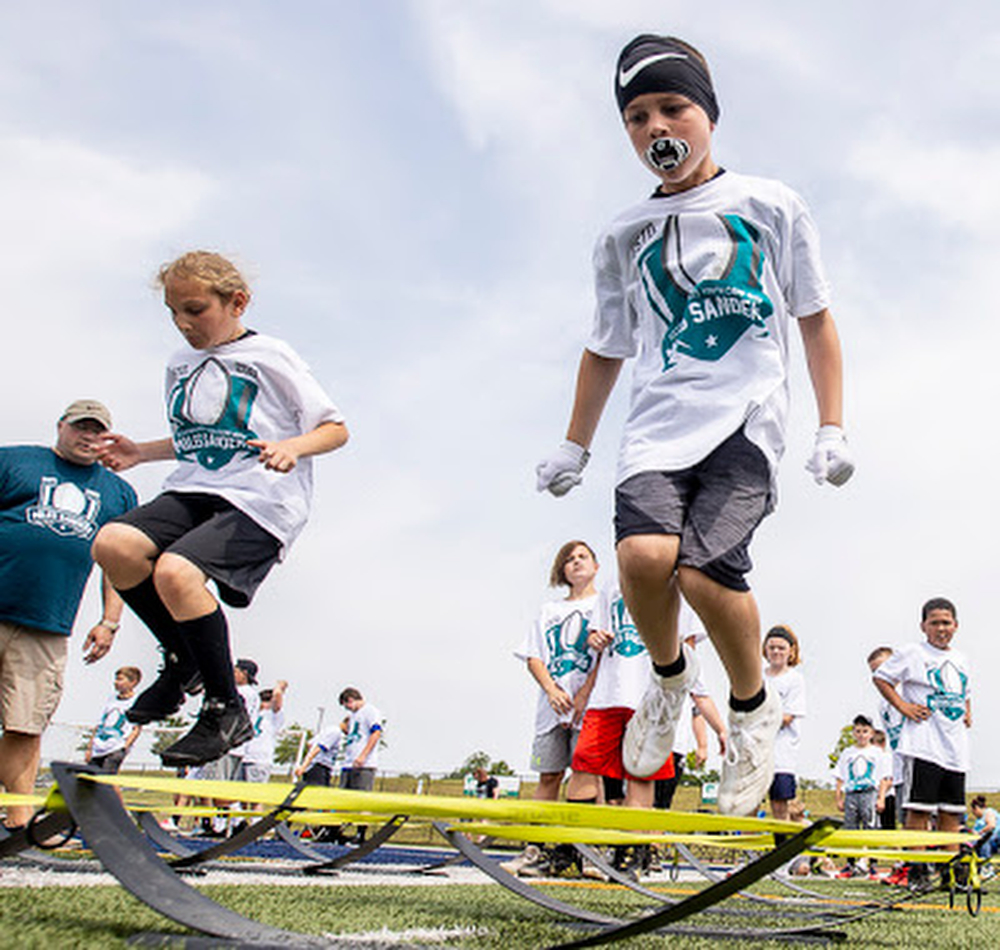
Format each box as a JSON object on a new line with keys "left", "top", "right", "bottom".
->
{"left": 61, "top": 399, "right": 112, "bottom": 431}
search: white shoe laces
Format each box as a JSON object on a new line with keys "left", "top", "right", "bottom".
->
{"left": 725, "top": 715, "right": 762, "bottom": 769}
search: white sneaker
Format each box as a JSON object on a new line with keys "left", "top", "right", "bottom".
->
{"left": 623, "top": 643, "right": 700, "bottom": 778}
{"left": 581, "top": 856, "right": 610, "bottom": 882}
{"left": 499, "top": 844, "right": 544, "bottom": 876}
{"left": 717, "top": 687, "right": 782, "bottom": 816}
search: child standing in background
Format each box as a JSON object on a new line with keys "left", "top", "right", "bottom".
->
{"left": 763, "top": 625, "right": 806, "bottom": 821}
{"left": 85, "top": 666, "right": 142, "bottom": 773}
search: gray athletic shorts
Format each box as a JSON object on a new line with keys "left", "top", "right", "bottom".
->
{"left": 112, "top": 491, "right": 281, "bottom": 607}
{"left": 241, "top": 762, "right": 272, "bottom": 784}
{"left": 530, "top": 723, "right": 579, "bottom": 774}
{"left": 339, "top": 767, "right": 376, "bottom": 791}
{"left": 201, "top": 752, "right": 243, "bottom": 782}
{"left": 843, "top": 789, "right": 877, "bottom": 830}
{"left": 614, "top": 428, "right": 772, "bottom": 592}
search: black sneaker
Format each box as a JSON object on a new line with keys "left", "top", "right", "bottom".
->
{"left": 159, "top": 698, "right": 254, "bottom": 767}
{"left": 127, "top": 654, "right": 203, "bottom": 724}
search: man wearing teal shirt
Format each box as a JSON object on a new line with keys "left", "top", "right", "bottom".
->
{"left": 0, "top": 400, "right": 137, "bottom": 828}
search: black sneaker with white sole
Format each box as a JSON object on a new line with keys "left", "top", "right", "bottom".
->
{"left": 159, "top": 697, "right": 254, "bottom": 767}
{"left": 126, "top": 653, "right": 204, "bottom": 725}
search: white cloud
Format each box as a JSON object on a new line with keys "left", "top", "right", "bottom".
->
{"left": 848, "top": 129, "right": 1000, "bottom": 235}
{"left": 0, "top": 134, "right": 212, "bottom": 265}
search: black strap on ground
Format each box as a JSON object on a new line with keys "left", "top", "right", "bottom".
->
{"left": 417, "top": 834, "right": 492, "bottom": 874}
{"left": 137, "top": 810, "right": 198, "bottom": 857}
{"left": 433, "top": 822, "right": 619, "bottom": 925}
{"left": 274, "top": 821, "right": 331, "bottom": 862}
{"left": 673, "top": 839, "right": 843, "bottom": 906}
{"left": 168, "top": 779, "right": 310, "bottom": 869}
{"left": 549, "top": 818, "right": 841, "bottom": 948}
{"left": 0, "top": 811, "right": 75, "bottom": 859}
{"left": 50, "top": 762, "right": 330, "bottom": 947}
{"left": 303, "top": 815, "right": 408, "bottom": 874}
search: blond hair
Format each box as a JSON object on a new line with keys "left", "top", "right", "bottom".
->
{"left": 157, "top": 251, "right": 251, "bottom": 304}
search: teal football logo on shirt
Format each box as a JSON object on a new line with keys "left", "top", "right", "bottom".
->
{"left": 168, "top": 357, "right": 260, "bottom": 470}
{"left": 609, "top": 595, "right": 646, "bottom": 658}
{"left": 544, "top": 610, "right": 593, "bottom": 678}
{"left": 637, "top": 212, "right": 774, "bottom": 370}
{"left": 926, "top": 660, "right": 968, "bottom": 721}
{"left": 847, "top": 755, "right": 875, "bottom": 792}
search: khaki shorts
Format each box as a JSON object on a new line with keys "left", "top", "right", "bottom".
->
{"left": 0, "top": 621, "right": 68, "bottom": 734}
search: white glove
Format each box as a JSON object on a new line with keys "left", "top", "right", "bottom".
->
{"left": 806, "top": 424, "right": 854, "bottom": 486}
{"left": 536, "top": 441, "right": 590, "bottom": 497}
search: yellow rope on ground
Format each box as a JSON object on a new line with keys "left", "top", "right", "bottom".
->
{"left": 442, "top": 822, "right": 777, "bottom": 849}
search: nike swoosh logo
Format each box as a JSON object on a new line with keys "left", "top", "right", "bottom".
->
{"left": 618, "top": 52, "right": 687, "bottom": 88}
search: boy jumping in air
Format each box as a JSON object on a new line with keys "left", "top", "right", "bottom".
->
{"left": 536, "top": 34, "right": 853, "bottom": 815}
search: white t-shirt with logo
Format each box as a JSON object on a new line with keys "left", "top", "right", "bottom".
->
{"left": 90, "top": 694, "right": 133, "bottom": 757}
{"left": 877, "top": 695, "right": 906, "bottom": 786}
{"left": 515, "top": 594, "right": 598, "bottom": 736}
{"left": 765, "top": 666, "right": 806, "bottom": 774}
{"left": 343, "top": 702, "right": 383, "bottom": 770}
{"left": 162, "top": 332, "right": 344, "bottom": 553}
{"left": 835, "top": 744, "right": 891, "bottom": 793}
{"left": 588, "top": 585, "right": 710, "bottom": 715}
{"left": 230, "top": 683, "right": 261, "bottom": 759}
{"left": 243, "top": 706, "right": 285, "bottom": 766}
{"left": 873, "top": 641, "right": 971, "bottom": 772}
{"left": 588, "top": 170, "right": 830, "bottom": 489}
{"left": 586, "top": 583, "right": 648, "bottom": 710}
{"left": 310, "top": 725, "right": 345, "bottom": 769}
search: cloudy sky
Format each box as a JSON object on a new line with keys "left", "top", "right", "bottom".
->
{"left": 5, "top": 1, "right": 999, "bottom": 789}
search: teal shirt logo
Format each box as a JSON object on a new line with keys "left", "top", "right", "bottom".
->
{"left": 926, "top": 660, "right": 968, "bottom": 722}
{"left": 636, "top": 213, "right": 773, "bottom": 370}
{"left": 609, "top": 596, "right": 646, "bottom": 658}
{"left": 544, "top": 610, "right": 593, "bottom": 678}
{"left": 847, "top": 755, "right": 876, "bottom": 792}
{"left": 168, "top": 357, "right": 260, "bottom": 470}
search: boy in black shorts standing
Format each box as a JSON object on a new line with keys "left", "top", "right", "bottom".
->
{"left": 872, "top": 597, "right": 971, "bottom": 881}
{"left": 93, "top": 251, "right": 347, "bottom": 766}
{"left": 536, "top": 34, "right": 853, "bottom": 815}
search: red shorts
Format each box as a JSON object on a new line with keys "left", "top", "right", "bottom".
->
{"left": 571, "top": 707, "right": 675, "bottom": 782}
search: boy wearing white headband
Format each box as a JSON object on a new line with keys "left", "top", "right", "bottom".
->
{"left": 537, "top": 34, "right": 853, "bottom": 816}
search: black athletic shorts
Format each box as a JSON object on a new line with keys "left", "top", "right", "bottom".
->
{"left": 903, "top": 756, "right": 966, "bottom": 814}
{"left": 112, "top": 491, "right": 281, "bottom": 607}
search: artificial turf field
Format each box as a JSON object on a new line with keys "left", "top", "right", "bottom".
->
{"left": 0, "top": 867, "right": 996, "bottom": 948}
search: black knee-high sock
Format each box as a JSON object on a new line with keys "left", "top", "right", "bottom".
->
{"left": 177, "top": 608, "right": 238, "bottom": 703}
{"left": 118, "top": 577, "right": 196, "bottom": 672}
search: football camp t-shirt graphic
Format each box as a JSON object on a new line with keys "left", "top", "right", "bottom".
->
{"left": 26, "top": 476, "right": 103, "bottom": 539}
{"left": 637, "top": 212, "right": 773, "bottom": 371}
{"left": 925, "top": 659, "right": 968, "bottom": 722}
{"left": 160, "top": 333, "right": 344, "bottom": 550}
{"left": 607, "top": 593, "right": 646, "bottom": 658}
{"left": 588, "top": 172, "right": 831, "bottom": 486}
{"left": 169, "top": 356, "right": 261, "bottom": 471}
{"left": 847, "top": 754, "right": 876, "bottom": 792}
{"left": 543, "top": 608, "right": 595, "bottom": 678}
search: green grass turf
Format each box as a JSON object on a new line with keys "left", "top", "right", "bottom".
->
{"left": 0, "top": 875, "right": 996, "bottom": 948}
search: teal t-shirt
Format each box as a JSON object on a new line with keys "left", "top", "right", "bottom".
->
{"left": 0, "top": 446, "right": 137, "bottom": 635}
